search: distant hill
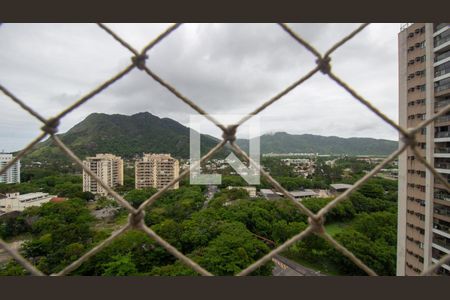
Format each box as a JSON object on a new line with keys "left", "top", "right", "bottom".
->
{"left": 236, "top": 132, "right": 397, "bottom": 156}
{"left": 25, "top": 112, "right": 222, "bottom": 163}
{"left": 24, "top": 113, "right": 398, "bottom": 165}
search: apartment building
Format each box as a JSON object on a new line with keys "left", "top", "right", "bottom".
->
{"left": 82, "top": 153, "right": 123, "bottom": 196}
{"left": 0, "top": 153, "right": 20, "bottom": 184}
{"left": 398, "top": 23, "right": 450, "bottom": 276}
{"left": 135, "top": 153, "right": 179, "bottom": 190}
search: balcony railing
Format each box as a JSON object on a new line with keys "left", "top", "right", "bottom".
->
{"left": 436, "top": 131, "right": 450, "bottom": 138}
{"left": 436, "top": 99, "right": 450, "bottom": 108}
{"left": 435, "top": 191, "right": 450, "bottom": 201}
{"left": 435, "top": 23, "right": 449, "bottom": 32}
{"left": 435, "top": 83, "right": 450, "bottom": 93}
{"left": 435, "top": 50, "right": 450, "bottom": 62}
{"left": 435, "top": 35, "right": 450, "bottom": 48}
{"left": 436, "top": 115, "right": 450, "bottom": 123}
{"left": 436, "top": 162, "right": 450, "bottom": 169}
{"left": 435, "top": 67, "right": 450, "bottom": 77}
{"left": 435, "top": 147, "right": 450, "bottom": 153}
{"left": 435, "top": 206, "right": 450, "bottom": 217}
{"left": 434, "top": 222, "right": 450, "bottom": 234}
{"left": 433, "top": 238, "right": 450, "bottom": 250}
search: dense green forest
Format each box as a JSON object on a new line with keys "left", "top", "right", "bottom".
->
{"left": 1, "top": 165, "right": 398, "bottom": 276}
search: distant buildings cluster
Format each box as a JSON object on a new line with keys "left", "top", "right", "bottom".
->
{"left": 281, "top": 158, "right": 316, "bottom": 177}
{"left": 0, "top": 153, "right": 20, "bottom": 184}
{"left": 82, "top": 153, "right": 180, "bottom": 196}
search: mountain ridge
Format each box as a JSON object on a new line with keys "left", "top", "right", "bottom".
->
{"left": 23, "top": 112, "right": 398, "bottom": 164}
{"left": 236, "top": 132, "right": 397, "bottom": 156}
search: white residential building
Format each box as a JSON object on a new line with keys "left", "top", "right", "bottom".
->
{"left": 0, "top": 153, "right": 20, "bottom": 184}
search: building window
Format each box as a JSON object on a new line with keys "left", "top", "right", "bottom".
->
{"left": 416, "top": 84, "right": 426, "bottom": 92}
{"left": 415, "top": 41, "right": 425, "bottom": 49}
{"left": 415, "top": 55, "right": 426, "bottom": 63}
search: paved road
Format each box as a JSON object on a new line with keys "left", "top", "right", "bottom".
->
{"left": 272, "top": 255, "right": 324, "bottom": 276}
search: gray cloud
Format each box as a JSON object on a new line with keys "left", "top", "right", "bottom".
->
{"left": 0, "top": 23, "right": 400, "bottom": 152}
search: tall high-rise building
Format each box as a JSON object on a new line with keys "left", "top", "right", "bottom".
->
{"left": 398, "top": 23, "right": 450, "bottom": 276}
{"left": 0, "top": 153, "right": 20, "bottom": 184}
{"left": 82, "top": 153, "right": 123, "bottom": 196}
{"left": 135, "top": 153, "right": 179, "bottom": 190}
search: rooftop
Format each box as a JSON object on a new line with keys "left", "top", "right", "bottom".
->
{"left": 260, "top": 189, "right": 277, "bottom": 195}
{"left": 289, "top": 190, "right": 318, "bottom": 198}
{"left": 330, "top": 183, "right": 353, "bottom": 190}
{"left": 6, "top": 192, "right": 53, "bottom": 201}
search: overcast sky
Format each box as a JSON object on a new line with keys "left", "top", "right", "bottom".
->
{"left": 0, "top": 23, "right": 401, "bottom": 152}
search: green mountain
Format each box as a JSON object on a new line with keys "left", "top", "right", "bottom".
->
{"left": 236, "top": 132, "right": 398, "bottom": 156}
{"left": 25, "top": 113, "right": 398, "bottom": 166}
{"left": 25, "top": 112, "right": 222, "bottom": 163}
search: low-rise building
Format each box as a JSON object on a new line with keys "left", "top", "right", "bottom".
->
{"left": 330, "top": 183, "right": 353, "bottom": 194}
{"left": 289, "top": 189, "right": 318, "bottom": 199}
{"left": 260, "top": 189, "right": 282, "bottom": 200}
{"left": 0, "top": 192, "right": 56, "bottom": 213}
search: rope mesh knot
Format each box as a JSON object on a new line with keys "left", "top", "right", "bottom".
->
{"left": 41, "top": 118, "right": 60, "bottom": 135}
{"left": 308, "top": 215, "right": 325, "bottom": 234}
{"left": 129, "top": 210, "right": 145, "bottom": 228}
{"left": 401, "top": 131, "right": 417, "bottom": 148}
{"left": 132, "top": 53, "right": 148, "bottom": 70}
{"left": 316, "top": 56, "right": 331, "bottom": 74}
{"left": 222, "top": 125, "right": 237, "bottom": 142}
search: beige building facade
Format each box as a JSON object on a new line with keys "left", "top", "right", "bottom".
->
{"left": 398, "top": 23, "right": 450, "bottom": 276}
{"left": 82, "top": 153, "right": 124, "bottom": 196}
{"left": 135, "top": 153, "right": 179, "bottom": 190}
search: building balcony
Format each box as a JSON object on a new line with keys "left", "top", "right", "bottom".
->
{"left": 435, "top": 23, "right": 449, "bottom": 33}
{"left": 435, "top": 68, "right": 450, "bottom": 79}
{"left": 434, "top": 50, "right": 450, "bottom": 66}
{"left": 433, "top": 242, "right": 450, "bottom": 256}
{"left": 435, "top": 190, "right": 450, "bottom": 202}
{"left": 435, "top": 169, "right": 450, "bottom": 175}
{"left": 435, "top": 162, "right": 450, "bottom": 169}
{"left": 431, "top": 258, "right": 450, "bottom": 272}
{"left": 435, "top": 83, "right": 450, "bottom": 95}
{"left": 433, "top": 220, "right": 450, "bottom": 236}
{"left": 433, "top": 235, "right": 450, "bottom": 251}
{"left": 436, "top": 131, "right": 450, "bottom": 138}
{"left": 435, "top": 98, "right": 450, "bottom": 109}
{"left": 435, "top": 203, "right": 450, "bottom": 218}
{"left": 434, "top": 33, "right": 450, "bottom": 53}
{"left": 435, "top": 115, "right": 450, "bottom": 124}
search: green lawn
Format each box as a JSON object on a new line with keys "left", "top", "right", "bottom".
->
{"left": 325, "top": 222, "right": 349, "bottom": 236}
